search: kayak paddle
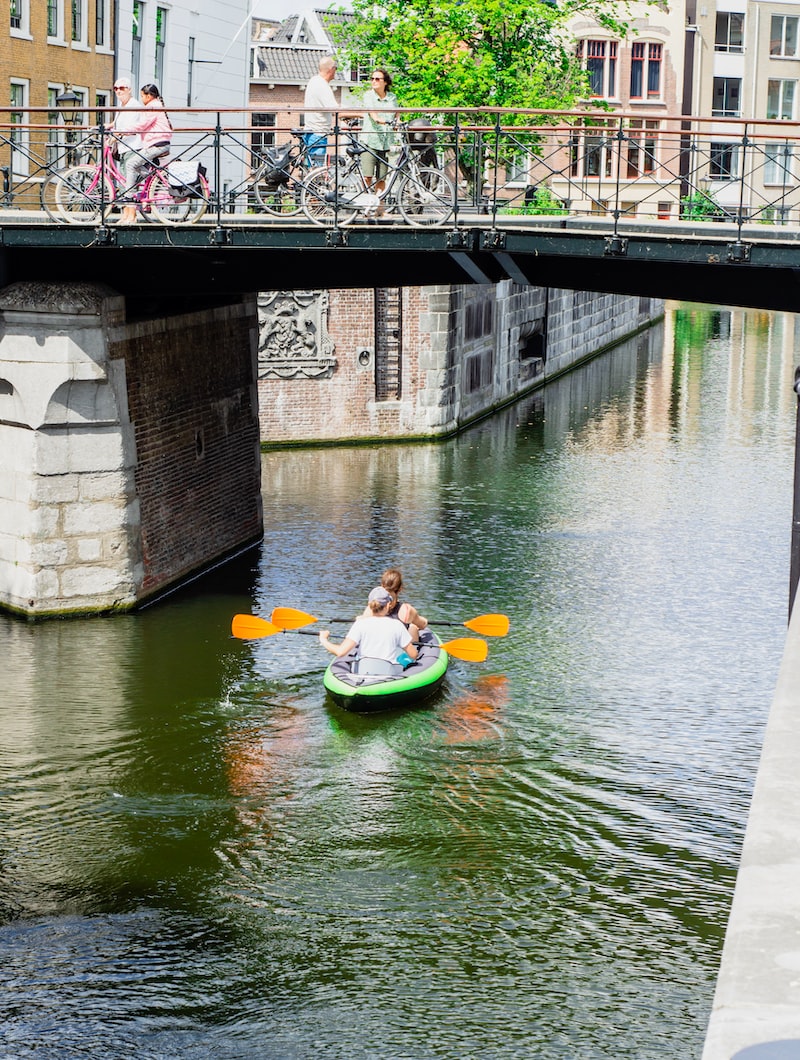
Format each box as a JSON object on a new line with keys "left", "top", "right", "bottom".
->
{"left": 231, "top": 614, "right": 488, "bottom": 661}
{"left": 270, "top": 606, "right": 509, "bottom": 637}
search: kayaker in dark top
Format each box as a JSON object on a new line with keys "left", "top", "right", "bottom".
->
{"left": 375, "top": 567, "right": 427, "bottom": 640}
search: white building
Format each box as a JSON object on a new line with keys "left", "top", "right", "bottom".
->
{"left": 114, "top": 0, "right": 253, "bottom": 201}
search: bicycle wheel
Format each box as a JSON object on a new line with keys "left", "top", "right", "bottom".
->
{"left": 51, "top": 165, "right": 113, "bottom": 224}
{"left": 149, "top": 169, "right": 209, "bottom": 224}
{"left": 397, "top": 167, "right": 455, "bottom": 227}
{"left": 254, "top": 176, "right": 303, "bottom": 217}
{"left": 301, "top": 167, "right": 359, "bottom": 226}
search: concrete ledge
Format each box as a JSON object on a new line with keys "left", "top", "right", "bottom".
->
{"left": 703, "top": 602, "right": 800, "bottom": 1058}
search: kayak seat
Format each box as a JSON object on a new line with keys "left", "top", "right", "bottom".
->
{"left": 353, "top": 657, "right": 403, "bottom": 677}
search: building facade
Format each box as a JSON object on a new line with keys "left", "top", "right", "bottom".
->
{"left": 691, "top": 0, "right": 800, "bottom": 222}
{"left": 2, "top": 0, "right": 115, "bottom": 204}
{"left": 114, "top": 0, "right": 252, "bottom": 200}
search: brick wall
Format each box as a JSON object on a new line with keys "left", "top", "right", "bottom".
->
{"left": 115, "top": 299, "right": 262, "bottom": 598}
{"left": 256, "top": 283, "right": 663, "bottom": 445}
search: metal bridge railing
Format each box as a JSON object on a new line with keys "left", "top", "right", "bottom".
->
{"left": 2, "top": 105, "right": 800, "bottom": 236}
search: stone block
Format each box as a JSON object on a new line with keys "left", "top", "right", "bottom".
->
{"left": 30, "top": 475, "right": 81, "bottom": 505}
{"left": 77, "top": 538, "right": 103, "bottom": 562}
{"left": 60, "top": 565, "right": 133, "bottom": 598}
{"left": 32, "top": 539, "right": 69, "bottom": 566}
{"left": 34, "top": 427, "right": 127, "bottom": 476}
{"left": 63, "top": 501, "right": 127, "bottom": 537}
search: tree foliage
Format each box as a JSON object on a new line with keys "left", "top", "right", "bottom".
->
{"left": 332, "top": 0, "right": 633, "bottom": 111}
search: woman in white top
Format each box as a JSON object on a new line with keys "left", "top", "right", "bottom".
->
{"left": 319, "top": 586, "right": 418, "bottom": 664}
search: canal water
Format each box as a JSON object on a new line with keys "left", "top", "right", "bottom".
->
{"left": 1, "top": 303, "right": 795, "bottom": 1059}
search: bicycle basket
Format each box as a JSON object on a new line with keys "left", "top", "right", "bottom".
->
{"left": 261, "top": 144, "right": 293, "bottom": 184}
{"left": 407, "top": 119, "right": 437, "bottom": 148}
{"left": 167, "top": 161, "right": 207, "bottom": 195}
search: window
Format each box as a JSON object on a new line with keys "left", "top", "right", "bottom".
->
{"left": 10, "top": 0, "right": 22, "bottom": 31}
{"left": 47, "top": 0, "right": 62, "bottom": 38}
{"left": 9, "top": 81, "right": 29, "bottom": 176}
{"left": 155, "top": 8, "right": 167, "bottom": 86}
{"left": 464, "top": 299, "right": 493, "bottom": 341}
{"left": 95, "top": 90, "right": 110, "bottom": 127}
{"left": 630, "top": 42, "right": 662, "bottom": 100}
{"left": 767, "top": 79, "right": 796, "bottom": 119}
{"left": 715, "top": 13, "right": 744, "bottom": 53}
{"left": 626, "top": 119, "right": 659, "bottom": 177}
{"left": 72, "top": 0, "right": 85, "bottom": 42}
{"left": 507, "top": 147, "right": 530, "bottom": 184}
{"left": 709, "top": 142, "right": 739, "bottom": 180}
{"left": 771, "top": 15, "right": 799, "bottom": 57}
{"left": 764, "top": 143, "right": 793, "bottom": 184}
{"left": 712, "top": 77, "right": 741, "bottom": 117}
{"left": 96, "top": 0, "right": 110, "bottom": 47}
{"left": 578, "top": 40, "right": 618, "bottom": 99}
{"left": 46, "top": 86, "right": 62, "bottom": 167}
{"left": 132, "top": 2, "right": 143, "bottom": 85}
{"left": 569, "top": 124, "right": 613, "bottom": 179}
{"left": 251, "top": 113, "right": 276, "bottom": 156}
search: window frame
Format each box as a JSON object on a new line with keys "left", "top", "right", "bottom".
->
{"left": 9, "top": 79, "right": 30, "bottom": 177}
{"left": 712, "top": 77, "right": 742, "bottom": 118}
{"left": 764, "top": 142, "right": 794, "bottom": 185}
{"left": 715, "top": 12, "right": 744, "bottom": 53}
{"left": 771, "top": 15, "right": 799, "bottom": 58}
{"left": 47, "top": 0, "right": 64, "bottom": 41}
{"left": 767, "top": 79, "right": 796, "bottom": 120}
{"left": 10, "top": 0, "right": 30, "bottom": 37}
{"left": 630, "top": 42, "right": 663, "bottom": 101}
{"left": 578, "top": 39, "right": 618, "bottom": 100}
{"left": 709, "top": 141, "right": 740, "bottom": 181}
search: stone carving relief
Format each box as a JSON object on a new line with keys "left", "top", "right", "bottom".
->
{"left": 256, "top": 291, "right": 336, "bottom": 379}
{"left": 0, "top": 281, "right": 119, "bottom": 315}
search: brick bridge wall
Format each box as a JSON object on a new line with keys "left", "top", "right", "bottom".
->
{"left": 255, "top": 283, "right": 664, "bottom": 444}
{"left": 0, "top": 284, "right": 262, "bottom": 617}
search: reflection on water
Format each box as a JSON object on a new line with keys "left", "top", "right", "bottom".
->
{"left": 0, "top": 304, "right": 794, "bottom": 1058}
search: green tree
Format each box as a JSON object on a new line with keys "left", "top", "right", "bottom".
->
{"left": 333, "top": 0, "right": 632, "bottom": 111}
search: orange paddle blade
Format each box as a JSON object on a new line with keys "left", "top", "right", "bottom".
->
{"left": 270, "top": 606, "right": 319, "bottom": 630}
{"left": 462, "top": 613, "right": 509, "bottom": 637}
{"left": 231, "top": 614, "right": 283, "bottom": 639}
{"left": 441, "top": 637, "right": 488, "bottom": 662}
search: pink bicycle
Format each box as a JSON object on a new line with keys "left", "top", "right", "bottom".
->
{"left": 41, "top": 136, "right": 210, "bottom": 225}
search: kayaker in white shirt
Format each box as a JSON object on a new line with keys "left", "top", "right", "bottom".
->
{"left": 319, "top": 587, "right": 418, "bottom": 664}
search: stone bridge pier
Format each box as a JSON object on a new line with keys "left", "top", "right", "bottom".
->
{"left": 0, "top": 282, "right": 263, "bottom": 617}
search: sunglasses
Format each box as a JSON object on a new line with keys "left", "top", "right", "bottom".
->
{"left": 371, "top": 76, "right": 385, "bottom": 81}
{"left": 113, "top": 85, "right": 127, "bottom": 90}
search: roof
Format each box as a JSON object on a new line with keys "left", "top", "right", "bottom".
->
{"left": 253, "top": 45, "right": 338, "bottom": 86}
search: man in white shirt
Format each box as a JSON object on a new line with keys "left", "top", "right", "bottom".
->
{"left": 303, "top": 56, "right": 339, "bottom": 166}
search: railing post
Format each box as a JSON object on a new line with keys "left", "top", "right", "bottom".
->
{"left": 332, "top": 112, "right": 341, "bottom": 230}
{"left": 490, "top": 110, "right": 501, "bottom": 228}
{"left": 214, "top": 111, "right": 223, "bottom": 226}
{"left": 791, "top": 366, "right": 800, "bottom": 619}
{"left": 613, "top": 117, "right": 625, "bottom": 235}
{"left": 451, "top": 110, "right": 461, "bottom": 229}
{"left": 736, "top": 122, "right": 749, "bottom": 237}
{"left": 98, "top": 114, "right": 106, "bottom": 224}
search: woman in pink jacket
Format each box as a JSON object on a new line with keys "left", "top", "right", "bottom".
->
{"left": 117, "top": 83, "right": 173, "bottom": 224}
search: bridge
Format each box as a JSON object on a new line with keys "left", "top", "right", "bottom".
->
{"left": 3, "top": 105, "right": 800, "bottom": 309}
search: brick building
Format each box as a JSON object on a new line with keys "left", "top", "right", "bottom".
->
{"left": 2, "top": 0, "right": 115, "bottom": 202}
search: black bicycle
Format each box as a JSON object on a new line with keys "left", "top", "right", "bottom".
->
{"left": 251, "top": 128, "right": 322, "bottom": 217}
{"left": 301, "top": 120, "right": 455, "bottom": 227}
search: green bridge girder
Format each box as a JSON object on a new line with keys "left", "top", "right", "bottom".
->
{"left": 1, "top": 217, "right": 799, "bottom": 311}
